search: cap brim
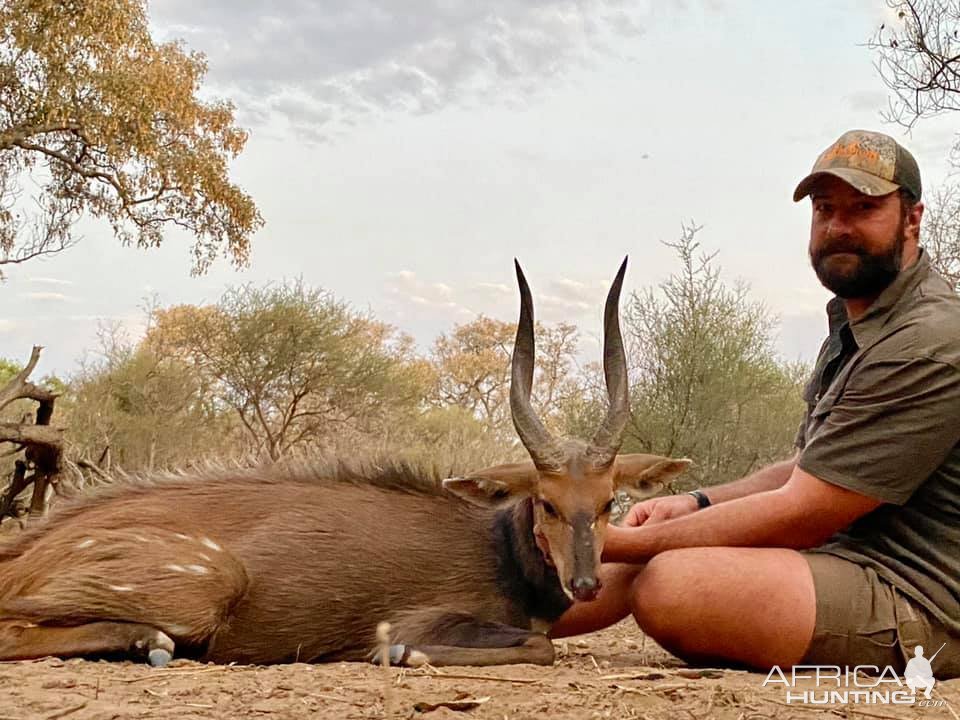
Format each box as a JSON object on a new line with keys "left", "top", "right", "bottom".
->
{"left": 792, "top": 168, "right": 900, "bottom": 202}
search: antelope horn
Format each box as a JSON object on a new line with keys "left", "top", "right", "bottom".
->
{"left": 589, "top": 257, "right": 631, "bottom": 468}
{"left": 510, "top": 260, "right": 565, "bottom": 472}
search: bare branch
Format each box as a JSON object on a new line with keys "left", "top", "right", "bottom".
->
{"left": 0, "top": 346, "right": 58, "bottom": 412}
{"left": 0, "top": 460, "right": 29, "bottom": 522}
{"left": 0, "top": 122, "right": 83, "bottom": 151}
{"left": 867, "top": 0, "right": 960, "bottom": 128}
{"left": 75, "top": 459, "right": 111, "bottom": 482}
{"left": 0, "top": 422, "right": 64, "bottom": 446}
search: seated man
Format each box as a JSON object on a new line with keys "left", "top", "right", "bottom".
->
{"left": 550, "top": 129, "right": 960, "bottom": 680}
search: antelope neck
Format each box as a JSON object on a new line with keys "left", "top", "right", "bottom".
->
{"left": 490, "top": 498, "right": 572, "bottom": 624}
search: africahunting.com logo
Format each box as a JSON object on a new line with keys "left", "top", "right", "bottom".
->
{"left": 762, "top": 644, "right": 947, "bottom": 708}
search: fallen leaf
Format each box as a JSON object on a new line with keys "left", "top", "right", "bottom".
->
{"left": 413, "top": 696, "right": 491, "bottom": 713}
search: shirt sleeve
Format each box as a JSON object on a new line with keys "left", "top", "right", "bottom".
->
{"left": 798, "top": 356, "right": 960, "bottom": 504}
{"left": 794, "top": 415, "right": 809, "bottom": 450}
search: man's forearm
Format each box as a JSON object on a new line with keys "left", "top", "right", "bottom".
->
{"left": 603, "top": 463, "right": 882, "bottom": 563}
{"left": 603, "top": 484, "right": 829, "bottom": 563}
{"left": 699, "top": 454, "right": 798, "bottom": 505}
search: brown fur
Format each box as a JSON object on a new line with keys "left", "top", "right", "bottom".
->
{"left": 0, "top": 462, "right": 569, "bottom": 665}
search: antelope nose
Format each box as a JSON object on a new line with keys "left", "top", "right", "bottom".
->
{"left": 571, "top": 576, "right": 601, "bottom": 602}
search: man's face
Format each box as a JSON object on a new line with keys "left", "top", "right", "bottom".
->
{"left": 808, "top": 176, "right": 919, "bottom": 298}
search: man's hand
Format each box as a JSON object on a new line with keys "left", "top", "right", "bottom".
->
{"left": 621, "top": 493, "right": 699, "bottom": 527}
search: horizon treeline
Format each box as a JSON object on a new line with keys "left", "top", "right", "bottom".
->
{"left": 1, "top": 227, "right": 807, "bottom": 495}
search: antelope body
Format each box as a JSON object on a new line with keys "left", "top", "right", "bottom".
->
{"left": 0, "top": 259, "right": 689, "bottom": 666}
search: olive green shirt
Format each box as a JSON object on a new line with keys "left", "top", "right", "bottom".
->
{"left": 796, "top": 250, "right": 960, "bottom": 634}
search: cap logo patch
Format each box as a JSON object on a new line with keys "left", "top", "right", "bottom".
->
{"left": 822, "top": 141, "right": 879, "bottom": 164}
{"left": 815, "top": 134, "right": 896, "bottom": 181}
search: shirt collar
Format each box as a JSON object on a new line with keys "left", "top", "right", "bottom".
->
{"left": 824, "top": 249, "right": 930, "bottom": 349}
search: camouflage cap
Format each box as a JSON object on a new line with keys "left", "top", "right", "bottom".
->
{"left": 793, "top": 129, "right": 922, "bottom": 202}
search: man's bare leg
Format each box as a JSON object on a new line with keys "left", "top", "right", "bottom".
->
{"left": 629, "top": 547, "right": 816, "bottom": 668}
{"left": 550, "top": 547, "right": 816, "bottom": 670}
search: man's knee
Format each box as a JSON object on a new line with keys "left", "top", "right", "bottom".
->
{"left": 629, "top": 549, "right": 699, "bottom": 635}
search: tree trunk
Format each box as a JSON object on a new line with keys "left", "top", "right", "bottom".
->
{"left": 0, "top": 346, "right": 64, "bottom": 523}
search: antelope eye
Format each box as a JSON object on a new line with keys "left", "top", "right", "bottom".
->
{"left": 540, "top": 500, "right": 558, "bottom": 518}
{"left": 601, "top": 498, "right": 615, "bottom": 515}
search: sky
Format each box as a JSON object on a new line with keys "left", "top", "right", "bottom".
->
{"left": 2, "top": 0, "right": 959, "bottom": 377}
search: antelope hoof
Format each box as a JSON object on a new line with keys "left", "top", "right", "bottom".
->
{"left": 148, "top": 648, "right": 173, "bottom": 667}
{"left": 133, "top": 630, "right": 175, "bottom": 667}
{"left": 371, "top": 643, "right": 408, "bottom": 666}
{"left": 370, "top": 644, "right": 429, "bottom": 667}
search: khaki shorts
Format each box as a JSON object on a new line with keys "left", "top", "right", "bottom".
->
{"left": 802, "top": 552, "right": 960, "bottom": 679}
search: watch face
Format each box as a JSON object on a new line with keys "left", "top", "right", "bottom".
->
{"left": 689, "top": 490, "right": 710, "bottom": 509}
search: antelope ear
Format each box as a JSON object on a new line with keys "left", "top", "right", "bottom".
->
{"left": 613, "top": 454, "right": 693, "bottom": 499}
{"left": 443, "top": 462, "right": 538, "bottom": 508}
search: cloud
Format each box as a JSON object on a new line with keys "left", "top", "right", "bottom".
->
{"left": 0, "top": 319, "right": 15, "bottom": 333}
{"left": 151, "top": 1, "right": 652, "bottom": 141}
{"left": 385, "top": 270, "right": 473, "bottom": 317}
{"left": 24, "top": 277, "right": 74, "bottom": 287}
{"left": 384, "top": 267, "right": 613, "bottom": 331}
{"left": 536, "top": 277, "right": 602, "bottom": 318}
{"left": 21, "top": 292, "right": 72, "bottom": 303}
{"left": 470, "top": 282, "right": 513, "bottom": 301}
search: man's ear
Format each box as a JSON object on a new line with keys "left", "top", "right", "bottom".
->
{"left": 613, "top": 454, "right": 692, "bottom": 500}
{"left": 443, "top": 462, "right": 538, "bottom": 508}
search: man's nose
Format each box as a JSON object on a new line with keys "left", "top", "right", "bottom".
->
{"left": 825, "top": 211, "right": 853, "bottom": 238}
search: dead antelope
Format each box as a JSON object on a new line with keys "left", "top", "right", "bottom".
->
{"left": 0, "top": 259, "right": 689, "bottom": 667}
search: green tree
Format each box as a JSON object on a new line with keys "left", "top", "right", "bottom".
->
{"left": 64, "top": 323, "right": 233, "bottom": 471}
{"left": 372, "top": 405, "right": 512, "bottom": 476}
{"left": 0, "top": 0, "right": 262, "bottom": 277}
{"left": 149, "top": 280, "right": 427, "bottom": 461}
{"left": 621, "top": 224, "right": 806, "bottom": 491}
{"left": 430, "top": 316, "right": 581, "bottom": 438}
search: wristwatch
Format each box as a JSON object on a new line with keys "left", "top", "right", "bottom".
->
{"left": 687, "top": 489, "right": 711, "bottom": 509}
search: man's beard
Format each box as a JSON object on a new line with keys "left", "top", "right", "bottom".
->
{"left": 810, "top": 222, "right": 906, "bottom": 299}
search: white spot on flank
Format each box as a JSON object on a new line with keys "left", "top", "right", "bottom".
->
{"left": 134, "top": 535, "right": 150, "bottom": 543}
{"left": 198, "top": 553, "right": 211, "bottom": 562}
{"left": 200, "top": 537, "right": 222, "bottom": 552}
{"left": 109, "top": 585, "right": 134, "bottom": 592}
{"left": 185, "top": 564, "right": 209, "bottom": 575}
{"left": 174, "top": 533, "right": 190, "bottom": 540}
{"left": 75, "top": 539, "right": 96, "bottom": 549}
{"left": 165, "top": 564, "right": 186, "bottom": 573}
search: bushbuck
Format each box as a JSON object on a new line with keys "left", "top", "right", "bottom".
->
{"left": 0, "top": 259, "right": 689, "bottom": 667}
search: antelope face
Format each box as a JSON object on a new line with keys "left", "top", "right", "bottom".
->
{"left": 444, "top": 258, "right": 692, "bottom": 602}
{"left": 533, "top": 462, "right": 615, "bottom": 602}
{"left": 533, "top": 453, "right": 691, "bottom": 601}
{"left": 444, "top": 450, "right": 690, "bottom": 601}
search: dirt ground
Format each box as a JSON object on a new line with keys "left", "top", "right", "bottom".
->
{"left": 0, "top": 620, "right": 957, "bottom": 720}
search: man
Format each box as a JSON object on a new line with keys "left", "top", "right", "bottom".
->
{"left": 550, "top": 130, "right": 960, "bottom": 679}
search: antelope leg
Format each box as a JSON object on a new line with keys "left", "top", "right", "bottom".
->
{"left": 391, "top": 633, "right": 555, "bottom": 667}
{"left": 0, "top": 620, "right": 175, "bottom": 665}
{"left": 377, "top": 612, "right": 557, "bottom": 667}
